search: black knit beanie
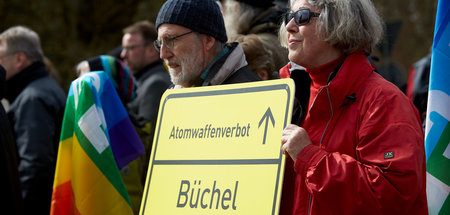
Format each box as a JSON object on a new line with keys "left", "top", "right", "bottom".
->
{"left": 155, "top": 0, "right": 228, "bottom": 43}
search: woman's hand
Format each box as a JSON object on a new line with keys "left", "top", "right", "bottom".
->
{"left": 281, "top": 124, "right": 312, "bottom": 161}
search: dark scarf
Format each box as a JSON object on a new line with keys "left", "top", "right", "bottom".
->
{"left": 5, "top": 61, "right": 48, "bottom": 103}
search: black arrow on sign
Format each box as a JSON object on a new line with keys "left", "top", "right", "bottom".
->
{"left": 259, "top": 107, "right": 275, "bottom": 145}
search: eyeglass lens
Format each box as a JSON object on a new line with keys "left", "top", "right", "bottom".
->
{"left": 153, "top": 31, "right": 193, "bottom": 53}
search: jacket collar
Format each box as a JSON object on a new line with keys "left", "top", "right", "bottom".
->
{"left": 308, "top": 51, "right": 374, "bottom": 120}
{"left": 202, "top": 42, "right": 248, "bottom": 86}
{"left": 327, "top": 51, "right": 374, "bottom": 109}
{"left": 5, "top": 61, "right": 48, "bottom": 103}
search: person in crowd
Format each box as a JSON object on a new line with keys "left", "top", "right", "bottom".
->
{"left": 228, "top": 33, "right": 276, "bottom": 80}
{"left": 407, "top": 52, "right": 431, "bottom": 124}
{"left": 154, "top": 0, "right": 261, "bottom": 89}
{"left": 0, "top": 65, "right": 23, "bottom": 215}
{"left": 278, "top": 0, "right": 428, "bottom": 214}
{"left": 222, "top": 0, "right": 289, "bottom": 71}
{"left": 0, "top": 25, "right": 66, "bottom": 215}
{"left": 120, "top": 20, "right": 172, "bottom": 128}
{"left": 120, "top": 21, "right": 172, "bottom": 193}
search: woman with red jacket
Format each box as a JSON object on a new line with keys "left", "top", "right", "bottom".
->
{"left": 279, "top": 0, "right": 428, "bottom": 214}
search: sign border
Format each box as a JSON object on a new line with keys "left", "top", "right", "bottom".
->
{"left": 141, "top": 83, "right": 293, "bottom": 215}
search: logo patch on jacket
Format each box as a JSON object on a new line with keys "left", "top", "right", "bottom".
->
{"left": 384, "top": 151, "right": 394, "bottom": 159}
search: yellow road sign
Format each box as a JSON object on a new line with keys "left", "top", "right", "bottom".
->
{"left": 140, "top": 79, "right": 295, "bottom": 215}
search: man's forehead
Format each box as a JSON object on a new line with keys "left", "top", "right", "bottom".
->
{"left": 124, "top": 32, "right": 143, "bottom": 41}
{"left": 158, "top": 24, "right": 191, "bottom": 38}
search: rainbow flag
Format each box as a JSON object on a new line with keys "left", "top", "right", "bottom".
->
{"left": 424, "top": 0, "right": 450, "bottom": 214}
{"left": 50, "top": 72, "right": 144, "bottom": 215}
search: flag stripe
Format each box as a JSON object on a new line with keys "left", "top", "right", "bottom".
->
{"left": 72, "top": 80, "right": 131, "bottom": 205}
{"left": 427, "top": 121, "right": 450, "bottom": 183}
{"left": 60, "top": 96, "right": 75, "bottom": 141}
{"left": 53, "top": 137, "right": 74, "bottom": 188}
{"left": 51, "top": 181, "right": 79, "bottom": 215}
{"left": 71, "top": 135, "right": 133, "bottom": 214}
{"left": 109, "top": 117, "right": 144, "bottom": 168}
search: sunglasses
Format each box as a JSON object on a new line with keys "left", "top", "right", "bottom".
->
{"left": 284, "top": 8, "right": 320, "bottom": 26}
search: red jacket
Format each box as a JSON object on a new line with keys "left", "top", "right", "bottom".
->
{"left": 280, "top": 52, "right": 428, "bottom": 214}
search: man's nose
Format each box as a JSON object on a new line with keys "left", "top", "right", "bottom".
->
{"left": 159, "top": 44, "right": 173, "bottom": 60}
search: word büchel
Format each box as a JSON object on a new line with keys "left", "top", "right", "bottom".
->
{"left": 169, "top": 123, "right": 251, "bottom": 139}
{"left": 177, "top": 180, "right": 239, "bottom": 210}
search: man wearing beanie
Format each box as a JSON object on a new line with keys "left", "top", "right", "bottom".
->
{"left": 155, "top": 0, "right": 261, "bottom": 88}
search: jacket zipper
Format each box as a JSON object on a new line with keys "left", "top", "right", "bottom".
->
{"left": 308, "top": 86, "right": 334, "bottom": 146}
{"left": 307, "top": 86, "right": 334, "bottom": 214}
{"left": 308, "top": 194, "right": 312, "bottom": 215}
{"left": 306, "top": 62, "right": 340, "bottom": 215}
{"left": 320, "top": 87, "right": 334, "bottom": 145}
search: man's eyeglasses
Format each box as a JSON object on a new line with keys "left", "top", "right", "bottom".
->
{"left": 122, "top": 43, "right": 147, "bottom": 52}
{"left": 153, "top": 31, "right": 194, "bottom": 53}
{"left": 284, "top": 8, "right": 320, "bottom": 26}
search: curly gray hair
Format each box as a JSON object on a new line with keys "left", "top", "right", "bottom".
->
{"left": 280, "top": 0, "right": 383, "bottom": 55}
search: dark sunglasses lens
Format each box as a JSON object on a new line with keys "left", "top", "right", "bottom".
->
{"left": 294, "top": 10, "right": 310, "bottom": 25}
{"left": 284, "top": 12, "right": 293, "bottom": 23}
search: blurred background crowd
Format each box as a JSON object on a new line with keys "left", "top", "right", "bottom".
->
{"left": 0, "top": 0, "right": 440, "bottom": 214}
{"left": 0, "top": 0, "right": 437, "bottom": 92}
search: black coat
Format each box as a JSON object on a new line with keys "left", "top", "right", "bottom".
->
{"left": 127, "top": 60, "right": 172, "bottom": 128}
{"left": 0, "top": 65, "right": 23, "bottom": 215}
{"left": 5, "top": 61, "right": 66, "bottom": 215}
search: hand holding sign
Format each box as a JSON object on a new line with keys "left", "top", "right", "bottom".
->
{"left": 281, "top": 124, "right": 312, "bottom": 162}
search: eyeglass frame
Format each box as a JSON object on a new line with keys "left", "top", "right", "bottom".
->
{"left": 153, "top": 31, "right": 194, "bottom": 53}
{"left": 284, "top": 8, "right": 320, "bottom": 26}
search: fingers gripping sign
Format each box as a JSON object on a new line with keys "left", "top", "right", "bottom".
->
{"left": 281, "top": 124, "right": 312, "bottom": 161}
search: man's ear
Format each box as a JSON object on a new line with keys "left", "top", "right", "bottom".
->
{"left": 203, "top": 35, "right": 216, "bottom": 51}
{"left": 15, "top": 51, "right": 30, "bottom": 70}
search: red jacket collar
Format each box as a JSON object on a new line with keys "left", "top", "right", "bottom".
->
{"left": 327, "top": 51, "right": 375, "bottom": 109}
{"left": 280, "top": 52, "right": 374, "bottom": 109}
{"left": 304, "top": 51, "right": 375, "bottom": 126}
{"left": 279, "top": 63, "right": 291, "bottom": 79}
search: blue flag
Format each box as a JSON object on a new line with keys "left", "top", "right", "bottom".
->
{"left": 424, "top": 0, "right": 450, "bottom": 214}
